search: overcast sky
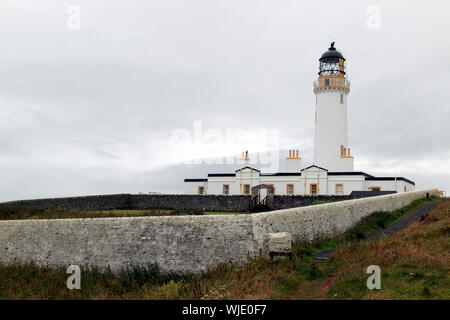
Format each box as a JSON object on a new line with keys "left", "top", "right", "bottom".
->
{"left": 0, "top": 0, "right": 449, "bottom": 201}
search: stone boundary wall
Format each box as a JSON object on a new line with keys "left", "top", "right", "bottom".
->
{"left": 0, "top": 194, "right": 132, "bottom": 211}
{"left": 0, "top": 190, "right": 438, "bottom": 274}
{"left": 0, "top": 194, "right": 250, "bottom": 212}
{"left": 0, "top": 214, "right": 256, "bottom": 274}
{"left": 129, "top": 194, "right": 250, "bottom": 212}
{"left": 252, "top": 190, "right": 437, "bottom": 248}
{"left": 0, "top": 194, "right": 360, "bottom": 212}
{"left": 269, "top": 195, "right": 359, "bottom": 210}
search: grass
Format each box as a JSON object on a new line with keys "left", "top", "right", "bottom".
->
{"left": 0, "top": 207, "right": 242, "bottom": 220}
{"left": 328, "top": 198, "right": 449, "bottom": 299}
{"left": 0, "top": 196, "right": 446, "bottom": 300}
{"left": 312, "top": 200, "right": 334, "bottom": 205}
{"left": 204, "top": 211, "right": 242, "bottom": 215}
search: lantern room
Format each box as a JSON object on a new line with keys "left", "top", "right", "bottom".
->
{"left": 318, "top": 42, "right": 346, "bottom": 77}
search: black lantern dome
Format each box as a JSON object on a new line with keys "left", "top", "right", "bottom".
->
{"left": 318, "top": 42, "right": 346, "bottom": 77}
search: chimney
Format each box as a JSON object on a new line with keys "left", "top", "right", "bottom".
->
{"left": 238, "top": 150, "right": 251, "bottom": 168}
{"left": 285, "top": 149, "right": 302, "bottom": 172}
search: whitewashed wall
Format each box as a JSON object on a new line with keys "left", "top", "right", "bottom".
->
{"left": 185, "top": 176, "right": 414, "bottom": 196}
{"left": 0, "top": 190, "right": 436, "bottom": 274}
{"left": 364, "top": 180, "right": 415, "bottom": 193}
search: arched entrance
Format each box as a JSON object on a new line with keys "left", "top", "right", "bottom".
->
{"left": 251, "top": 184, "right": 275, "bottom": 212}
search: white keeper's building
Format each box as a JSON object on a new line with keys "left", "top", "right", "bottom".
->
{"left": 184, "top": 43, "right": 415, "bottom": 196}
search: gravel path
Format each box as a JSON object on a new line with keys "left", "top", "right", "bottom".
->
{"left": 312, "top": 201, "right": 440, "bottom": 262}
{"left": 365, "top": 201, "right": 439, "bottom": 240}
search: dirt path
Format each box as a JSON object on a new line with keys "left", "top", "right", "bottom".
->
{"left": 313, "top": 201, "right": 439, "bottom": 263}
{"left": 366, "top": 201, "right": 439, "bottom": 240}
{"left": 315, "top": 200, "right": 440, "bottom": 298}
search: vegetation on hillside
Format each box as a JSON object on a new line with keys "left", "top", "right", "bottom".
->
{"left": 328, "top": 198, "right": 449, "bottom": 299}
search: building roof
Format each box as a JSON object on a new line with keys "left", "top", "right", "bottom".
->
{"left": 301, "top": 165, "right": 328, "bottom": 171}
{"left": 185, "top": 169, "right": 415, "bottom": 186}
{"left": 365, "top": 177, "right": 415, "bottom": 186}
{"left": 261, "top": 172, "right": 302, "bottom": 176}
{"left": 320, "top": 42, "right": 345, "bottom": 62}
{"left": 350, "top": 191, "right": 397, "bottom": 197}
{"left": 235, "top": 166, "right": 261, "bottom": 172}
{"left": 207, "top": 173, "right": 236, "bottom": 177}
{"left": 328, "top": 171, "right": 374, "bottom": 178}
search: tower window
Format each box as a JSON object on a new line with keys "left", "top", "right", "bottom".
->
{"left": 198, "top": 186, "right": 205, "bottom": 195}
{"left": 335, "top": 184, "right": 343, "bottom": 195}
{"left": 340, "top": 93, "right": 344, "bottom": 104}
{"left": 287, "top": 184, "right": 294, "bottom": 195}
{"left": 243, "top": 184, "right": 251, "bottom": 195}
{"left": 223, "top": 184, "right": 230, "bottom": 195}
{"left": 324, "top": 78, "right": 330, "bottom": 86}
{"left": 310, "top": 183, "right": 318, "bottom": 195}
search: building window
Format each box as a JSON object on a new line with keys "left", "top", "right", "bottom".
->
{"left": 198, "top": 186, "right": 205, "bottom": 195}
{"left": 287, "top": 184, "right": 294, "bottom": 195}
{"left": 310, "top": 183, "right": 318, "bottom": 195}
{"left": 340, "top": 93, "right": 344, "bottom": 104}
{"left": 335, "top": 184, "right": 343, "bottom": 195}
{"left": 370, "top": 186, "right": 381, "bottom": 192}
{"left": 404, "top": 186, "right": 407, "bottom": 192}
{"left": 325, "top": 78, "right": 330, "bottom": 86}
{"left": 243, "top": 184, "right": 251, "bottom": 195}
{"left": 266, "top": 184, "right": 275, "bottom": 194}
{"left": 223, "top": 184, "right": 230, "bottom": 195}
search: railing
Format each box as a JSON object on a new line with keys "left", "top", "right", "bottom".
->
{"left": 260, "top": 195, "right": 268, "bottom": 206}
{"left": 250, "top": 195, "right": 270, "bottom": 212}
{"left": 313, "top": 77, "right": 350, "bottom": 91}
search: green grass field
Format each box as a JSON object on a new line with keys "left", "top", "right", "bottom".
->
{"left": 0, "top": 196, "right": 447, "bottom": 300}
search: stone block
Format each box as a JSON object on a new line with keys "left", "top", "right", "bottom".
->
{"left": 268, "top": 232, "right": 292, "bottom": 253}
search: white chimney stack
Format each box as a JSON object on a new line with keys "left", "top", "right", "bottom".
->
{"left": 238, "top": 150, "right": 250, "bottom": 168}
{"left": 285, "top": 149, "right": 302, "bottom": 172}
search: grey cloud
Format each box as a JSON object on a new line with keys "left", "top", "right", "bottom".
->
{"left": 0, "top": 0, "right": 449, "bottom": 201}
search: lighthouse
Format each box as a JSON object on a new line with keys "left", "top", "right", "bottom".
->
{"left": 313, "top": 42, "right": 354, "bottom": 172}
{"left": 184, "top": 42, "right": 417, "bottom": 195}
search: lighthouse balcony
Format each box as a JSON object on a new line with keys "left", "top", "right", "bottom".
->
{"left": 314, "top": 77, "right": 350, "bottom": 92}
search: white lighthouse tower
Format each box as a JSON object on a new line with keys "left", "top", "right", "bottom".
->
{"left": 185, "top": 42, "right": 417, "bottom": 195}
{"left": 313, "top": 42, "right": 354, "bottom": 172}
